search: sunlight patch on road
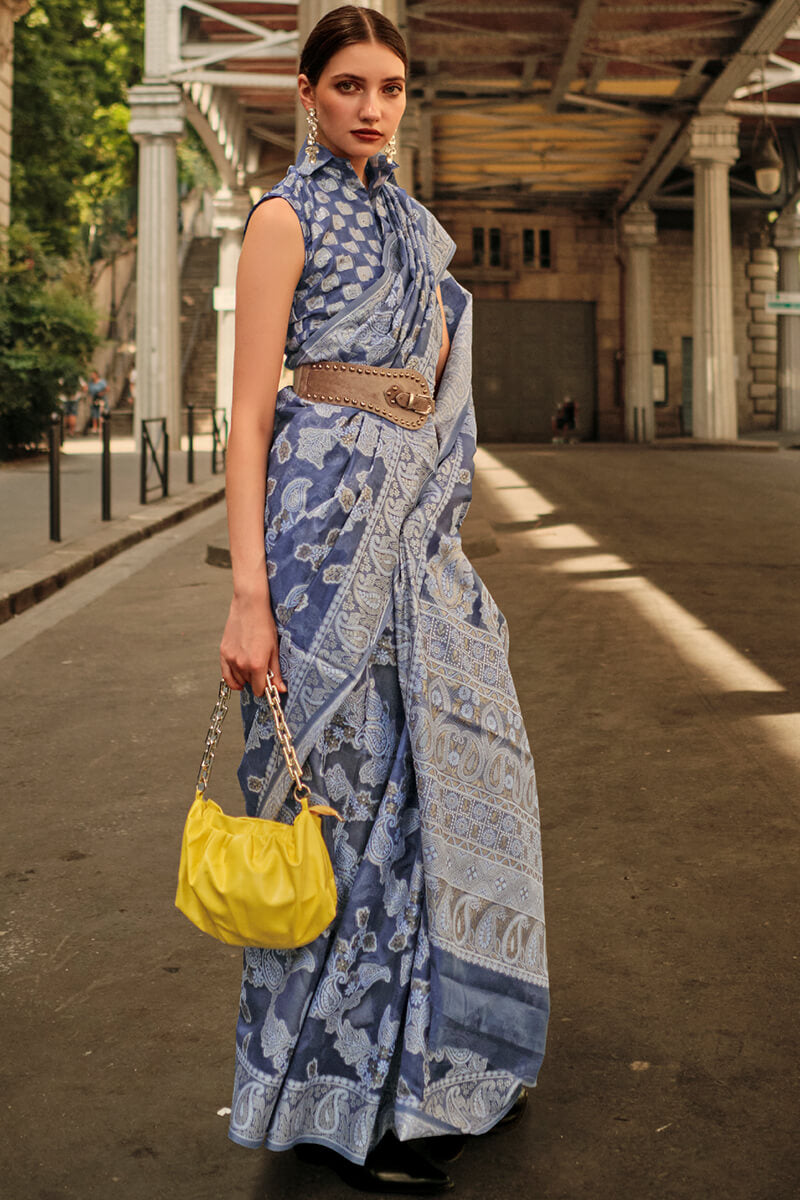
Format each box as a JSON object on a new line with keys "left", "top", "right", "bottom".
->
{"left": 475, "top": 448, "right": 786, "bottom": 705}
{"left": 552, "top": 552, "right": 631, "bottom": 574}
{"left": 578, "top": 573, "right": 783, "bottom": 695}
{"left": 525, "top": 523, "right": 599, "bottom": 550}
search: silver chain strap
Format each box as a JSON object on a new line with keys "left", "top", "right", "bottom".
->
{"left": 262, "top": 670, "right": 312, "bottom": 804}
{"left": 196, "top": 673, "right": 311, "bottom": 806}
{"left": 196, "top": 679, "right": 230, "bottom": 794}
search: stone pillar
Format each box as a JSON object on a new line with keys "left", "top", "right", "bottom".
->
{"left": 128, "top": 84, "right": 184, "bottom": 445}
{"left": 0, "top": 1, "right": 29, "bottom": 230}
{"left": 773, "top": 209, "right": 800, "bottom": 432}
{"left": 687, "top": 115, "right": 740, "bottom": 441}
{"left": 745, "top": 237, "right": 778, "bottom": 426}
{"left": 212, "top": 186, "right": 250, "bottom": 424}
{"left": 620, "top": 203, "right": 657, "bottom": 442}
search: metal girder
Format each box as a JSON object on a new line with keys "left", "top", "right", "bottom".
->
{"left": 700, "top": 0, "right": 800, "bottom": 111}
{"left": 733, "top": 51, "right": 800, "bottom": 98}
{"left": 169, "top": 0, "right": 297, "bottom": 87}
{"left": 727, "top": 99, "right": 800, "bottom": 115}
{"left": 547, "top": 0, "right": 603, "bottom": 113}
{"left": 154, "top": 1, "right": 299, "bottom": 184}
{"left": 636, "top": 129, "right": 689, "bottom": 202}
{"left": 615, "top": 116, "right": 682, "bottom": 208}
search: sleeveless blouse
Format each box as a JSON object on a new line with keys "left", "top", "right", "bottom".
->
{"left": 247, "top": 145, "right": 455, "bottom": 393}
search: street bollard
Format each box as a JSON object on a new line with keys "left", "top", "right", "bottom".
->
{"left": 187, "top": 403, "right": 195, "bottom": 484}
{"left": 101, "top": 411, "right": 112, "bottom": 521}
{"left": 49, "top": 411, "right": 61, "bottom": 542}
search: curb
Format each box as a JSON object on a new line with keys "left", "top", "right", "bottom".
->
{"left": 648, "top": 437, "right": 780, "bottom": 452}
{"left": 0, "top": 477, "right": 225, "bottom": 625}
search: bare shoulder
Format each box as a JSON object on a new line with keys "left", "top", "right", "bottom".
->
{"left": 245, "top": 196, "right": 304, "bottom": 246}
{"left": 239, "top": 196, "right": 304, "bottom": 295}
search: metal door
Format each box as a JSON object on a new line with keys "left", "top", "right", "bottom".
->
{"left": 472, "top": 299, "right": 597, "bottom": 441}
{"left": 681, "top": 336, "right": 693, "bottom": 435}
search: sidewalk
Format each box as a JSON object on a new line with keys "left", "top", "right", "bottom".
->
{"left": 0, "top": 434, "right": 225, "bottom": 622}
{"left": 0, "top": 442, "right": 798, "bottom": 1200}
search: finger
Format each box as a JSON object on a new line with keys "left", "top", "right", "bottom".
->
{"left": 220, "top": 657, "right": 243, "bottom": 691}
{"left": 268, "top": 647, "right": 287, "bottom": 692}
{"left": 251, "top": 665, "right": 268, "bottom": 699}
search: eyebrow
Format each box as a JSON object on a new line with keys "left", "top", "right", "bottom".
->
{"left": 330, "top": 73, "right": 405, "bottom": 83}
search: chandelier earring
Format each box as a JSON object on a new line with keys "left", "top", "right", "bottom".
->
{"left": 305, "top": 107, "right": 319, "bottom": 165}
{"left": 386, "top": 132, "right": 398, "bottom": 160}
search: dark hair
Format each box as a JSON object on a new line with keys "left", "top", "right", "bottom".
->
{"left": 299, "top": 5, "right": 408, "bottom": 85}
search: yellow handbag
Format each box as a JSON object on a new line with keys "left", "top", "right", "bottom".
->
{"left": 175, "top": 673, "right": 343, "bottom": 949}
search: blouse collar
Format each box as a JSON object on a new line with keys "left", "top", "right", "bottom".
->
{"left": 296, "top": 142, "right": 398, "bottom": 197}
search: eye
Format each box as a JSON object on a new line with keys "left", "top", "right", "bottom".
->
{"left": 384, "top": 84, "right": 404, "bottom": 96}
{"left": 336, "top": 80, "right": 358, "bottom": 93}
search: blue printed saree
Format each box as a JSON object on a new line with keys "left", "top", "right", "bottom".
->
{"left": 229, "top": 146, "right": 549, "bottom": 1164}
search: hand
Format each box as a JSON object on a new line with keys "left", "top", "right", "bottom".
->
{"left": 220, "top": 592, "right": 287, "bottom": 697}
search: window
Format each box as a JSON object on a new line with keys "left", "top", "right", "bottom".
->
{"left": 522, "top": 228, "right": 553, "bottom": 270}
{"left": 489, "top": 227, "right": 502, "bottom": 268}
{"left": 472, "top": 226, "right": 505, "bottom": 268}
{"left": 539, "top": 229, "right": 551, "bottom": 269}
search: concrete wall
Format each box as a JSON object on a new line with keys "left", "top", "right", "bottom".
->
{"left": 436, "top": 204, "right": 777, "bottom": 440}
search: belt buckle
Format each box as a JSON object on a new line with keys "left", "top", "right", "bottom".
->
{"left": 385, "top": 382, "right": 432, "bottom": 415}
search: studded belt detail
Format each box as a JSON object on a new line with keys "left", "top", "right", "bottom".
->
{"left": 293, "top": 361, "right": 434, "bottom": 430}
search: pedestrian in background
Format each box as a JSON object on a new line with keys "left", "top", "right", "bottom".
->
{"left": 87, "top": 369, "right": 108, "bottom": 433}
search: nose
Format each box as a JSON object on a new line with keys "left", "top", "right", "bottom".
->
{"left": 359, "top": 91, "right": 381, "bottom": 122}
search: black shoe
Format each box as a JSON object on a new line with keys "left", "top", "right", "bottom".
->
{"left": 295, "top": 1131, "right": 454, "bottom": 1194}
{"left": 419, "top": 1133, "right": 466, "bottom": 1164}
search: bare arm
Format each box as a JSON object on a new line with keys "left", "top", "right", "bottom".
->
{"left": 435, "top": 284, "right": 450, "bottom": 388}
{"left": 219, "top": 198, "right": 304, "bottom": 697}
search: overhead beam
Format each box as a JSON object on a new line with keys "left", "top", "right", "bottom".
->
{"left": 727, "top": 99, "right": 800, "bottom": 116}
{"left": 520, "top": 57, "right": 541, "bottom": 89}
{"left": 637, "top": 130, "right": 689, "bottom": 203}
{"left": 700, "top": 0, "right": 800, "bottom": 110}
{"left": 616, "top": 117, "right": 681, "bottom": 209}
{"left": 584, "top": 57, "right": 608, "bottom": 96}
{"left": 547, "top": 0, "right": 603, "bottom": 113}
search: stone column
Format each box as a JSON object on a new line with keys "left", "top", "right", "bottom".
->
{"left": 687, "top": 114, "right": 740, "bottom": 441}
{"left": 212, "top": 185, "right": 251, "bottom": 424}
{"left": 773, "top": 209, "right": 800, "bottom": 432}
{"left": 620, "top": 203, "right": 657, "bottom": 442}
{"left": 128, "top": 83, "right": 184, "bottom": 445}
{"left": 0, "top": 1, "right": 29, "bottom": 230}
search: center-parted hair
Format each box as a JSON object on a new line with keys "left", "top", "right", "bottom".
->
{"left": 299, "top": 5, "right": 409, "bottom": 86}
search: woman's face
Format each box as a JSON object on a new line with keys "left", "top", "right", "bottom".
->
{"left": 299, "top": 41, "right": 407, "bottom": 170}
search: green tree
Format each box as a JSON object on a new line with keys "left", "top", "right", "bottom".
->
{"left": 11, "top": 0, "right": 144, "bottom": 256}
{"left": 0, "top": 225, "right": 99, "bottom": 459}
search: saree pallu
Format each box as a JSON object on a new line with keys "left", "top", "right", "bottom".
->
{"left": 229, "top": 176, "right": 549, "bottom": 1163}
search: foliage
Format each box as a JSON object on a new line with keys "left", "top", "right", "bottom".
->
{"left": 12, "top": 1, "right": 220, "bottom": 257}
{"left": 0, "top": 226, "right": 99, "bottom": 459}
{"left": 11, "top": 0, "right": 144, "bottom": 256}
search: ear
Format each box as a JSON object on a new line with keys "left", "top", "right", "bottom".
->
{"left": 297, "top": 75, "right": 315, "bottom": 111}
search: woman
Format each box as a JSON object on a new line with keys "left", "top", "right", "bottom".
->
{"left": 219, "top": 7, "right": 549, "bottom": 1193}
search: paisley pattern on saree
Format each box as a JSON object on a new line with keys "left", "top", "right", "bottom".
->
{"left": 229, "top": 147, "right": 548, "bottom": 1161}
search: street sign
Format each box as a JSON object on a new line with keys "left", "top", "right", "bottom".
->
{"left": 765, "top": 292, "right": 800, "bottom": 313}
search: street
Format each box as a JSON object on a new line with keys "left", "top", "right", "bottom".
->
{"left": 1, "top": 443, "right": 798, "bottom": 1200}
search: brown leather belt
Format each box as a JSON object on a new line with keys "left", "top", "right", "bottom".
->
{"left": 294, "top": 361, "right": 434, "bottom": 430}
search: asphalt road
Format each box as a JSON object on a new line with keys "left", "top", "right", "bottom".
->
{"left": 1, "top": 443, "right": 798, "bottom": 1200}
